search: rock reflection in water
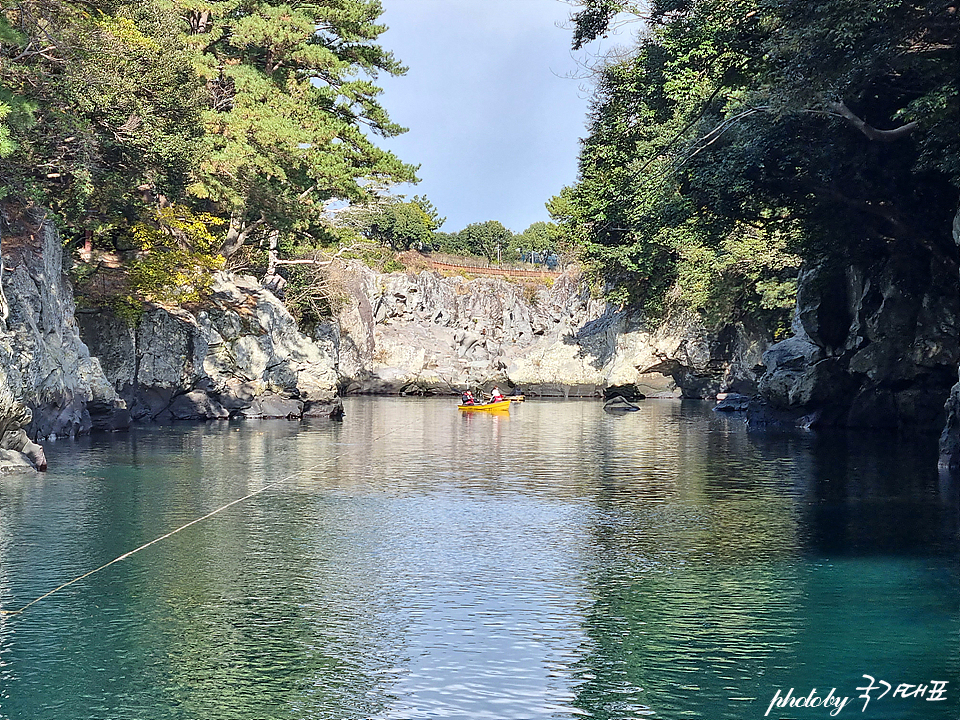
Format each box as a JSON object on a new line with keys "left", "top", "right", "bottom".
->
{"left": 0, "top": 398, "right": 955, "bottom": 720}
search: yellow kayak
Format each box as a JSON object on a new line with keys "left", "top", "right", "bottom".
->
{"left": 458, "top": 400, "right": 511, "bottom": 412}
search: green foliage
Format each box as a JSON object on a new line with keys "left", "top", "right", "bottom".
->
{"left": 133, "top": 204, "right": 224, "bottom": 255}
{"left": 561, "top": 0, "right": 960, "bottom": 327}
{"left": 0, "top": 101, "right": 15, "bottom": 157}
{"left": 508, "top": 221, "right": 557, "bottom": 261}
{"left": 182, "top": 0, "right": 419, "bottom": 252}
{"left": 430, "top": 230, "right": 461, "bottom": 254}
{"left": 1, "top": 0, "right": 419, "bottom": 323}
{"left": 382, "top": 255, "right": 405, "bottom": 273}
{"left": 674, "top": 223, "right": 800, "bottom": 327}
{"left": 449, "top": 220, "right": 513, "bottom": 262}
{"left": 348, "top": 196, "right": 439, "bottom": 250}
{"left": 570, "top": 0, "right": 640, "bottom": 51}
{"left": 104, "top": 295, "right": 148, "bottom": 326}
{"left": 411, "top": 194, "right": 445, "bottom": 230}
{"left": 0, "top": 0, "right": 205, "bottom": 237}
{"left": 433, "top": 220, "right": 542, "bottom": 263}
{"left": 125, "top": 204, "right": 225, "bottom": 307}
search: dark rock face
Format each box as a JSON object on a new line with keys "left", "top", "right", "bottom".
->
{"left": 941, "top": 383, "right": 960, "bottom": 469}
{"left": 939, "top": 207, "right": 960, "bottom": 470}
{"left": 753, "top": 221, "right": 960, "bottom": 432}
{"left": 78, "top": 273, "right": 342, "bottom": 423}
{"left": 713, "top": 393, "right": 751, "bottom": 412}
{"left": 0, "top": 210, "right": 128, "bottom": 471}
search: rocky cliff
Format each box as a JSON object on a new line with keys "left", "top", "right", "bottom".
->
{"left": 939, "top": 208, "right": 960, "bottom": 470}
{"left": 0, "top": 208, "right": 127, "bottom": 472}
{"left": 78, "top": 273, "right": 342, "bottom": 422}
{"left": 325, "top": 261, "right": 768, "bottom": 399}
{"left": 1, "top": 209, "right": 343, "bottom": 473}
{"left": 749, "top": 216, "right": 960, "bottom": 432}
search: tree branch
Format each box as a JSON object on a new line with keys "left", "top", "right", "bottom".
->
{"left": 827, "top": 101, "right": 919, "bottom": 142}
{"left": 221, "top": 213, "right": 266, "bottom": 257}
{"left": 273, "top": 242, "right": 376, "bottom": 267}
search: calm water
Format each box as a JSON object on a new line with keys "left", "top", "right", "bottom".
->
{"left": 0, "top": 398, "right": 957, "bottom": 720}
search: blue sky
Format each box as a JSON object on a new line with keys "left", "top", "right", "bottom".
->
{"left": 373, "top": 0, "right": 609, "bottom": 234}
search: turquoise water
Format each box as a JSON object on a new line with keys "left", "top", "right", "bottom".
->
{"left": 0, "top": 397, "right": 957, "bottom": 719}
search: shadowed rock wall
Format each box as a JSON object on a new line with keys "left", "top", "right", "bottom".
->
{"left": 750, "top": 211, "right": 960, "bottom": 433}
{"left": 939, "top": 207, "right": 960, "bottom": 469}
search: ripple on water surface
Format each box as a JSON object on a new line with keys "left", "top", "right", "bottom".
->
{"left": 0, "top": 398, "right": 957, "bottom": 720}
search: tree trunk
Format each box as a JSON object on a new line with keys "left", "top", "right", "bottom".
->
{"left": 220, "top": 212, "right": 265, "bottom": 257}
{"left": 828, "top": 101, "right": 919, "bottom": 142}
{"left": 261, "top": 228, "right": 286, "bottom": 294}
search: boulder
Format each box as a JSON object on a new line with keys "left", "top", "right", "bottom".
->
{"left": 238, "top": 394, "right": 303, "bottom": 419}
{"left": 603, "top": 396, "right": 641, "bottom": 412}
{"left": 713, "top": 393, "right": 751, "bottom": 412}
{"left": 0, "top": 385, "right": 46, "bottom": 472}
{"left": 78, "top": 272, "right": 342, "bottom": 422}
{"left": 0, "top": 449, "right": 38, "bottom": 473}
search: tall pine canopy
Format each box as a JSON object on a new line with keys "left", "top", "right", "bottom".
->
{"left": 0, "top": 0, "right": 415, "bottom": 256}
{"left": 176, "top": 0, "right": 417, "bottom": 255}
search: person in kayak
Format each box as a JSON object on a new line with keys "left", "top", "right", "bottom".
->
{"left": 461, "top": 390, "right": 476, "bottom": 405}
{"left": 490, "top": 386, "right": 504, "bottom": 403}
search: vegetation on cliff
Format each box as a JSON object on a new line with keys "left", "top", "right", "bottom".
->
{"left": 555, "top": 0, "right": 960, "bottom": 328}
{"left": 0, "top": 0, "right": 555, "bottom": 320}
{"left": 0, "top": 0, "right": 203, "bottom": 231}
{"left": 0, "top": 0, "right": 415, "bottom": 308}
{"left": 3, "top": 0, "right": 957, "bottom": 340}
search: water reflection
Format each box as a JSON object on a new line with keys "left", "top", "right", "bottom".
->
{"left": 0, "top": 398, "right": 956, "bottom": 719}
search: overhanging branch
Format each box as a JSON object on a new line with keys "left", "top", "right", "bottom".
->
{"left": 827, "top": 101, "right": 919, "bottom": 142}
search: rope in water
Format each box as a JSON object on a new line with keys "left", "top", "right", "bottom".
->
{"left": 0, "top": 425, "right": 400, "bottom": 617}
{"left": 0, "top": 479, "right": 290, "bottom": 617}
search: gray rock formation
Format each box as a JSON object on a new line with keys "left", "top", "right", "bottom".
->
{"left": 507, "top": 304, "right": 767, "bottom": 399}
{"left": 79, "top": 273, "right": 342, "bottom": 422}
{"left": 750, "top": 228, "right": 960, "bottom": 430}
{"left": 0, "top": 382, "right": 46, "bottom": 472}
{"left": 0, "top": 209, "right": 127, "bottom": 472}
{"left": 327, "top": 261, "right": 768, "bottom": 398}
{"left": 939, "top": 207, "right": 960, "bottom": 469}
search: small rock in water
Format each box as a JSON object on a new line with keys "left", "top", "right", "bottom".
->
{"left": 603, "top": 395, "right": 640, "bottom": 412}
{"left": 713, "top": 393, "right": 751, "bottom": 412}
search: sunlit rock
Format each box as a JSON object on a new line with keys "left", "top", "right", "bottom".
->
{"left": 78, "top": 272, "right": 341, "bottom": 422}
{"left": 328, "top": 260, "right": 767, "bottom": 398}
